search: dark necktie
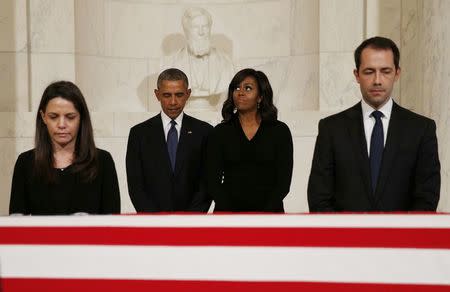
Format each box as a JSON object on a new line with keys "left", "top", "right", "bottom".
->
{"left": 370, "top": 111, "right": 384, "bottom": 193}
{"left": 167, "top": 120, "right": 178, "bottom": 171}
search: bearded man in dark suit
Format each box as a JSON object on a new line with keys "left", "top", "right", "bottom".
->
{"left": 308, "top": 36, "right": 440, "bottom": 212}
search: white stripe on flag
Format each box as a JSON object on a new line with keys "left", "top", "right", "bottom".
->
{"left": 1, "top": 214, "right": 450, "bottom": 228}
{"left": 1, "top": 245, "right": 449, "bottom": 285}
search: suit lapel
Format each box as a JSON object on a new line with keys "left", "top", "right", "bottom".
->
{"left": 374, "top": 102, "right": 403, "bottom": 207}
{"left": 174, "top": 114, "right": 192, "bottom": 176}
{"left": 346, "top": 103, "right": 374, "bottom": 205}
{"left": 153, "top": 114, "right": 174, "bottom": 176}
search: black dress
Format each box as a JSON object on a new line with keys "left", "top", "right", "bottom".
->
{"left": 206, "top": 116, "right": 293, "bottom": 212}
{"left": 9, "top": 149, "right": 120, "bottom": 215}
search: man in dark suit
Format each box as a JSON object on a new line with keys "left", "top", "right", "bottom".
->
{"left": 308, "top": 36, "right": 440, "bottom": 212}
{"left": 126, "top": 68, "right": 213, "bottom": 212}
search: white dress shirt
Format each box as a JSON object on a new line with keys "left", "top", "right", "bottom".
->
{"left": 361, "top": 98, "right": 393, "bottom": 155}
{"left": 161, "top": 111, "right": 183, "bottom": 141}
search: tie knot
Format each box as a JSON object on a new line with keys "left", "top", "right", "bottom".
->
{"left": 371, "top": 111, "right": 383, "bottom": 120}
{"left": 170, "top": 120, "right": 177, "bottom": 127}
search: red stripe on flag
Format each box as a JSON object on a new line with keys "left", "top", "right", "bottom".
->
{"left": 2, "top": 278, "right": 449, "bottom": 292}
{"left": 0, "top": 227, "right": 449, "bottom": 248}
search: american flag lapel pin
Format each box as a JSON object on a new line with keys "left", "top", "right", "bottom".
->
{"left": 187, "top": 130, "right": 193, "bottom": 134}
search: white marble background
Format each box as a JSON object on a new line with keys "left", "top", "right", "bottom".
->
{"left": 0, "top": 0, "right": 448, "bottom": 214}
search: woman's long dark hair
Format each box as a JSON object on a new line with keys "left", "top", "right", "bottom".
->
{"left": 35, "top": 81, "right": 98, "bottom": 183}
{"left": 222, "top": 68, "right": 278, "bottom": 122}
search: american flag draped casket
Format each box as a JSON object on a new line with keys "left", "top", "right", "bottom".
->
{"left": 1, "top": 214, "right": 449, "bottom": 291}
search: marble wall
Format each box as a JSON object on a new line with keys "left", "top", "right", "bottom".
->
{"left": 73, "top": 0, "right": 320, "bottom": 114}
{"left": 418, "top": 0, "right": 450, "bottom": 211}
{"left": 0, "top": 0, "right": 449, "bottom": 214}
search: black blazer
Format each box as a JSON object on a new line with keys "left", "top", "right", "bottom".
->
{"left": 10, "top": 149, "right": 120, "bottom": 215}
{"left": 308, "top": 102, "right": 440, "bottom": 212}
{"left": 126, "top": 113, "right": 213, "bottom": 212}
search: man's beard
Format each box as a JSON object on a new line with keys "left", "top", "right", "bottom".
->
{"left": 187, "top": 38, "right": 211, "bottom": 57}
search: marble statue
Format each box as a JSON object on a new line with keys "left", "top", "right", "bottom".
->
{"left": 162, "top": 7, "right": 234, "bottom": 108}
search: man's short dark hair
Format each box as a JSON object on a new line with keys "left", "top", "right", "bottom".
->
{"left": 354, "top": 36, "right": 400, "bottom": 71}
{"left": 157, "top": 68, "right": 189, "bottom": 88}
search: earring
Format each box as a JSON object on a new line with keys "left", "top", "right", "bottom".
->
{"left": 233, "top": 107, "right": 237, "bottom": 113}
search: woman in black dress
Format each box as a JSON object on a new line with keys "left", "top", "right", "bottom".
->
{"left": 9, "top": 81, "right": 120, "bottom": 215}
{"left": 206, "top": 68, "right": 293, "bottom": 212}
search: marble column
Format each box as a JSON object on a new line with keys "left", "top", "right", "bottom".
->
{"left": 421, "top": 0, "right": 450, "bottom": 211}
{"left": 0, "top": 0, "right": 31, "bottom": 214}
{"left": 402, "top": 0, "right": 450, "bottom": 211}
{"left": 29, "top": 0, "right": 76, "bottom": 111}
{"left": 0, "top": 0, "right": 28, "bottom": 111}
{"left": 319, "top": 0, "right": 363, "bottom": 111}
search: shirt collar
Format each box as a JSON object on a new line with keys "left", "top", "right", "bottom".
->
{"left": 361, "top": 97, "right": 393, "bottom": 120}
{"left": 160, "top": 111, "right": 184, "bottom": 127}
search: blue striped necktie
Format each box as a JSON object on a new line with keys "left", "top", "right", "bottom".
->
{"left": 370, "top": 110, "right": 384, "bottom": 193}
{"left": 167, "top": 120, "right": 178, "bottom": 171}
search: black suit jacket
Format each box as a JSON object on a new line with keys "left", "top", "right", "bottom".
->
{"left": 308, "top": 102, "right": 440, "bottom": 212}
{"left": 126, "top": 113, "right": 213, "bottom": 212}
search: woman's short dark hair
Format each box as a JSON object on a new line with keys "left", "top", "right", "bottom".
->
{"left": 222, "top": 68, "right": 278, "bottom": 122}
{"left": 35, "top": 81, "right": 98, "bottom": 183}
